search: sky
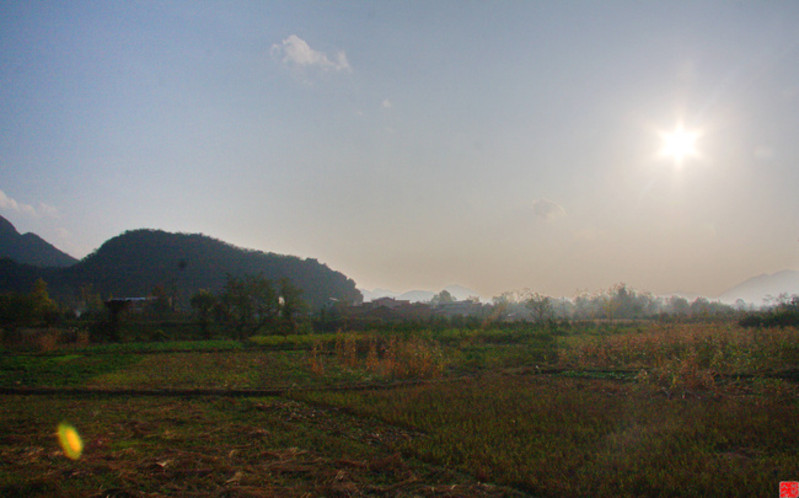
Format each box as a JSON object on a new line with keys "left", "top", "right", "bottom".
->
{"left": 2, "top": 1, "right": 799, "bottom": 299}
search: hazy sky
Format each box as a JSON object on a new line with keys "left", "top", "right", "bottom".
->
{"left": 2, "top": 1, "right": 798, "bottom": 298}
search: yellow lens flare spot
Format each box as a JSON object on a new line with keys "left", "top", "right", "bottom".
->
{"left": 57, "top": 422, "right": 83, "bottom": 460}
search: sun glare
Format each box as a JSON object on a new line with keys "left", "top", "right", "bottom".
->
{"left": 658, "top": 124, "right": 700, "bottom": 165}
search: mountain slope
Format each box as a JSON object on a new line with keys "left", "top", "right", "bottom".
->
{"left": 718, "top": 270, "right": 799, "bottom": 305}
{"left": 64, "top": 229, "right": 362, "bottom": 309}
{"left": 0, "top": 215, "right": 77, "bottom": 267}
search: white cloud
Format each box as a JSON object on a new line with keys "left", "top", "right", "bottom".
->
{"left": 271, "top": 34, "right": 351, "bottom": 72}
{"left": 38, "top": 203, "right": 59, "bottom": 217}
{"left": 0, "top": 189, "right": 21, "bottom": 211}
{"left": 532, "top": 198, "right": 566, "bottom": 221}
{"left": 0, "top": 189, "right": 58, "bottom": 218}
{"left": 382, "top": 99, "right": 393, "bottom": 109}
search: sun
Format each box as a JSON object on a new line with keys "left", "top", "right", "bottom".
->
{"left": 658, "top": 123, "right": 700, "bottom": 165}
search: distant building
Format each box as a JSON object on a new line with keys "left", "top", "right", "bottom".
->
{"left": 366, "top": 297, "right": 411, "bottom": 310}
{"left": 348, "top": 296, "right": 489, "bottom": 323}
{"left": 353, "top": 297, "right": 432, "bottom": 321}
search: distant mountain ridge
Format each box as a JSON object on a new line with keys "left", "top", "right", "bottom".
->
{"left": 364, "top": 275, "right": 799, "bottom": 307}
{"left": 0, "top": 226, "right": 362, "bottom": 309}
{"left": 1, "top": 214, "right": 795, "bottom": 309}
{"left": 361, "top": 284, "right": 483, "bottom": 303}
{"left": 0, "top": 215, "right": 77, "bottom": 267}
{"left": 718, "top": 269, "right": 799, "bottom": 305}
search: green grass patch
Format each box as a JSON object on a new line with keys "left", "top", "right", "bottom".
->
{"left": 0, "top": 354, "right": 142, "bottom": 388}
{"left": 71, "top": 339, "right": 244, "bottom": 354}
{"left": 85, "top": 349, "right": 384, "bottom": 390}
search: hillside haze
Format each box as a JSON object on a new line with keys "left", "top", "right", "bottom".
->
{"left": 0, "top": 215, "right": 77, "bottom": 267}
{"left": 718, "top": 270, "right": 799, "bottom": 305}
{"left": 0, "top": 216, "right": 795, "bottom": 309}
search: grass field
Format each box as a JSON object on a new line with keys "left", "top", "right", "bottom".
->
{"left": 1, "top": 323, "right": 797, "bottom": 496}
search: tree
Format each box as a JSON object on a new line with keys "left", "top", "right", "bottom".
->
{"left": 609, "top": 283, "right": 643, "bottom": 319}
{"left": 29, "top": 278, "right": 59, "bottom": 325}
{"left": 525, "top": 293, "right": 554, "bottom": 325}
{"left": 689, "top": 297, "right": 711, "bottom": 317}
{"left": 0, "top": 279, "right": 60, "bottom": 329}
{"left": 572, "top": 291, "right": 596, "bottom": 320}
{"left": 147, "top": 284, "right": 173, "bottom": 319}
{"left": 77, "top": 284, "right": 104, "bottom": 318}
{"left": 431, "top": 290, "right": 455, "bottom": 306}
{"left": 190, "top": 289, "right": 217, "bottom": 339}
{"left": 278, "top": 278, "right": 308, "bottom": 334}
{"left": 668, "top": 296, "right": 689, "bottom": 315}
{"left": 220, "top": 274, "right": 278, "bottom": 339}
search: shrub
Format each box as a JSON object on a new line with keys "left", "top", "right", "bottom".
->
{"left": 740, "top": 297, "right": 799, "bottom": 328}
{"left": 310, "top": 333, "right": 445, "bottom": 380}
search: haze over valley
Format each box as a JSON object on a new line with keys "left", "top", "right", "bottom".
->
{"left": 2, "top": 1, "right": 798, "bottom": 304}
{"left": 1, "top": 214, "right": 797, "bottom": 309}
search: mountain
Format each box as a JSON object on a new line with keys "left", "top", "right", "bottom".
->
{"left": 0, "top": 228, "right": 362, "bottom": 310}
{"left": 718, "top": 270, "right": 799, "bottom": 305}
{"left": 0, "top": 215, "right": 77, "bottom": 267}
{"left": 0, "top": 257, "right": 54, "bottom": 294}
{"left": 361, "top": 284, "right": 483, "bottom": 303}
{"left": 398, "top": 290, "right": 436, "bottom": 302}
{"left": 360, "top": 288, "right": 402, "bottom": 302}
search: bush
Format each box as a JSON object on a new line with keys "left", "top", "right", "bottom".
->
{"left": 740, "top": 297, "right": 799, "bottom": 328}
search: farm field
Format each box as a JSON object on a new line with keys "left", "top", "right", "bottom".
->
{"left": 1, "top": 322, "right": 798, "bottom": 497}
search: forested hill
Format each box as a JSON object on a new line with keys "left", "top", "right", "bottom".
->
{"left": 0, "top": 215, "right": 78, "bottom": 267}
{"left": 65, "top": 229, "right": 362, "bottom": 309}
{"left": 0, "top": 228, "right": 362, "bottom": 310}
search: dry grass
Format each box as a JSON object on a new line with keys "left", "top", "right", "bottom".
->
{"left": 298, "top": 374, "right": 799, "bottom": 497}
{"left": 3, "top": 322, "right": 799, "bottom": 496}
{"left": 307, "top": 334, "right": 445, "bottom": 380}
{"left": 559, "top": 323, "right": 799, "bottom": 394}
{"left": 0, "top": 395, "right": 520, "bottom": 497}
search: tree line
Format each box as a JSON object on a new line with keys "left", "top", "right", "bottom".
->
{"left": 0, "top": 278, "right": 61, "bottom": 329}
{"left": 2, "top": 279, "right": 795, "bottom": 347}
{"left": 189, "top": 274, "right": 308, "bottom": 340}
{"left": 0, "top": 274, "right": 309, "bottom": 344}
{"left": 491, "top": 283, "right": 743, "bottom": 324}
